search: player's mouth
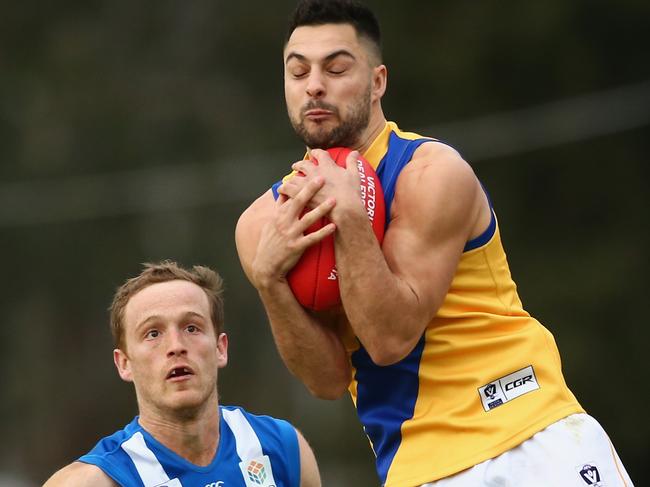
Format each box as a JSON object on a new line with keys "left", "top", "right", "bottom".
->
{"left": 166, "top": 365, "right": 195, "bottom": 382}
{"left": 304, "top": 109, "right": 335, "bottom": 122}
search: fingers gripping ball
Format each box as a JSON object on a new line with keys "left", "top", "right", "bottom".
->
{"left": 287, "top": 147, "right": 385, "bottom": 310}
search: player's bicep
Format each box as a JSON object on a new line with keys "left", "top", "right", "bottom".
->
{"left": 382, "top": 147, "right": 480, "bottom": 313}
{"left": 382, "top": 212, "right": 465, "bottom": 314}
{"left": 235, "top": 189, "right": 276, "bottom": 280}
{"left": 296, "top": 429, "right": 321, "bottom": 487}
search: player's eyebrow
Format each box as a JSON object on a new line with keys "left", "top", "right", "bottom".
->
{"left": 134, "top": 311, "right": 207, "bottom": 331}
{"left": 285, "top": 49, "right": 357, "bottom": 65}
{"left": 135, "top": 314, "right": 162, "bottom": 332}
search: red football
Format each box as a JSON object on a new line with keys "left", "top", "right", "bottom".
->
{"left": 287, "top": 147, "right": 385, "bottom": 310}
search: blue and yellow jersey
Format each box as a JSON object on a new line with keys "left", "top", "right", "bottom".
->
{"left": 342, "top": 122, "right": 584, "bottom": 486}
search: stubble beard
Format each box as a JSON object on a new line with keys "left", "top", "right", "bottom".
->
{"left": 291, "top": 87, "right": 372, "bottom": 149}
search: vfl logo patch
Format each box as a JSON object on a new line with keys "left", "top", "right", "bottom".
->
{"left": 240, "top": 455, "right": 277, "bottom": 487}
{"left": 578, "top": 464, "right": 602, "bottom": 486}
{"left": 478, "top": 365, "right": 540, "bottom": 411}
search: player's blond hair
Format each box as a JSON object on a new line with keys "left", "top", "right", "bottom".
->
{"left": 109, "top": 260, "right": 225, "bottom": 350}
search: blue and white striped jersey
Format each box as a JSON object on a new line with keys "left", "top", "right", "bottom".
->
{"left": 79, "top": 405, "right": 301, "bottom": 487}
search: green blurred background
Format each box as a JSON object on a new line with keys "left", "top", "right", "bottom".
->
{"left": 1, "top": 1, "right": 648, "bottom": 485}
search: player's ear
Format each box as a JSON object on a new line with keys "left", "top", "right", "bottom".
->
{"left": 216, "top": 333, "right": 228, "bottom": 368}
{"left": 113, "top": 348, "right": 133, "bottom": 382}
{"left": 371, "top": 64, "right": 387, "bottom": 101}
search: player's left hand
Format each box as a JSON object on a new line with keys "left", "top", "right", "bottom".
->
{"left": 250, "top": 176, "right": 336, "bottom": 287}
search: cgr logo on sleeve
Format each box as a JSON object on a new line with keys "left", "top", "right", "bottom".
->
{"left": 478, "top": 365, "right": 540, "bottom": 411}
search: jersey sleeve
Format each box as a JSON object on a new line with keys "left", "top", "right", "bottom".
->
{"left": 79, "top": 436, "right": 144, "bottom": 487}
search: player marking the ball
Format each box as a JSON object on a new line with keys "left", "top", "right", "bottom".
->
{"left": 235, "top": 1, "right": 634, "bottom": 486}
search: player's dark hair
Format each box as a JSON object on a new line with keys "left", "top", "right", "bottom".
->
{"left": 286, "top": 0, "right": 382, "bottom": 62}
{"left": 109, "top": 260, "right": 225, "bottom": 350}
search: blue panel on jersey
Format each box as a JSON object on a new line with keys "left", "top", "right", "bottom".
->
{"left": 351, "top": 335, "right": 426, "bottom": 484}
{"left": 463, "top": 209, "right": 496, "bottom": 252}
{"left": 376, "top": 132, "right": 431, "bottom": 229}
{"left": 272, "top": 180, "right": 282, "bottom": 200}
{"left": 378, "top": 132, "right": 497, "bottom": 253}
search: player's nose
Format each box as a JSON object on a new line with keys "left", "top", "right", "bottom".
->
{"left": 166, "top": 329, "right": 188, "bottom": 357}
{"left": 305, "top": 70, "right": 326, "bottom": 98}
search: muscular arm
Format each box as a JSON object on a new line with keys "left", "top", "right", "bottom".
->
{"left": 43, "top": 462, "right": 117, "bottom": 487}
{"left": 296, "top": 428, "right": 322, "bottom": 487}
{"left": 288, "top": 143, "right": 491, "bottom": 365}
{"left": 236, "top": 184, "right": 352, "bottom": 399}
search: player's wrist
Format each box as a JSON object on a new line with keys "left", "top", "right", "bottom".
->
{"left": 329, "top": 200, "right": 371, "bottom": 227}
{"left": 251, "top": 264, "right": 289, "bottom": 292}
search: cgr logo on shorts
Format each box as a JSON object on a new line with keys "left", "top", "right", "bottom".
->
{"left": 579, "top": 464, "right": 602, "bottom": 486}
{"left": 205, "top": 482, "right": 225, "bottom": 487}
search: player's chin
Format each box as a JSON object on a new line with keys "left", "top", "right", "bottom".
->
{"left": 304, "top": 133, "right": 340, "bottom": 150}
{"left": 302, "top": 117, "right": 337, "bottom": 132}
{"left": 164, "top": 394, "right": 208, "bottom": 416}
{"left": 165, "top": 387, "right": 206, "bottom": 406}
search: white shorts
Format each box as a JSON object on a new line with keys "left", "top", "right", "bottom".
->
{"left": 421, "top": 414, "right": 633, "bottom": 487}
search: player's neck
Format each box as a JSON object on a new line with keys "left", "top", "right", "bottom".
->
{"left": 354, "top": 110, "right": 387, "bottom": 155}
{"left": 138, "top": 397, "right": 221, "bottom": 466}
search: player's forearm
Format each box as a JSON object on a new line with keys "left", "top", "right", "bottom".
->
{"left": 334, "top": 211, "right": 428, "bottom": 366}
{"left": 257, "top": 280, "right": 351, "bottom": 399}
